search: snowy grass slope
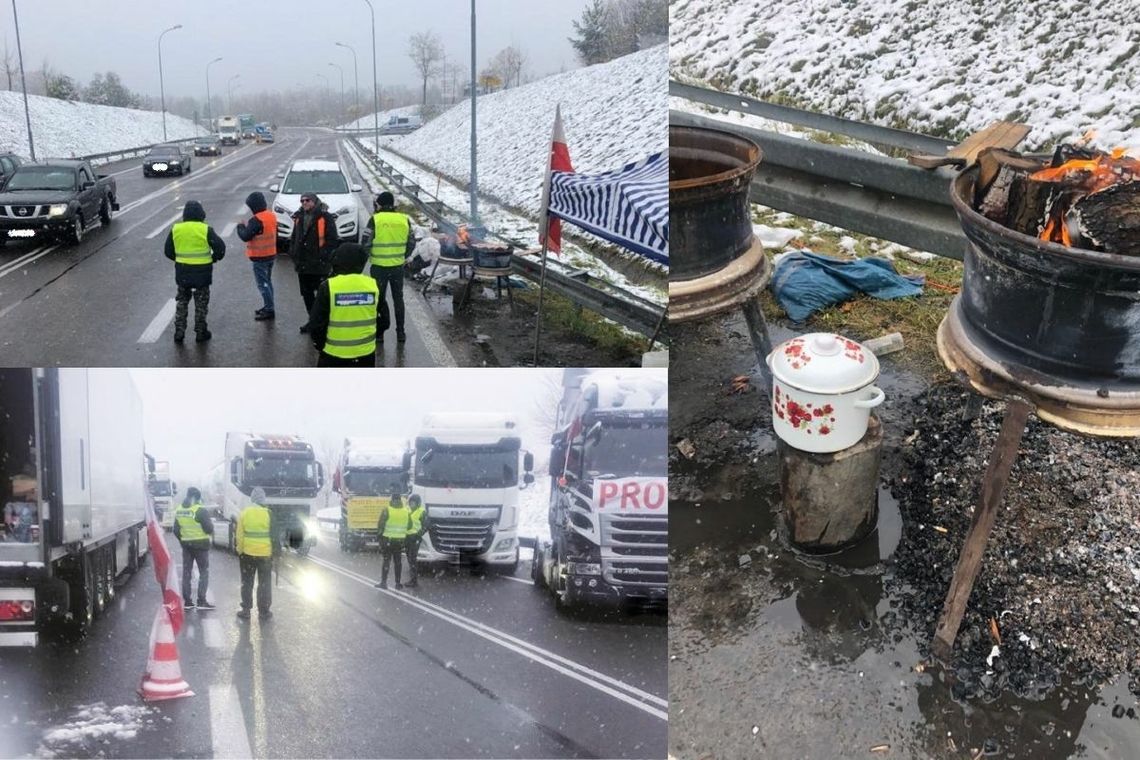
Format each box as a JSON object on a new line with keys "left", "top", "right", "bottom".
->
{"left": 670, "top": 0, "right": 1140, "bottom": 150}
{"left": 378, "top": 46, "right": 667, "bottom": 221}
{"left": 0, "top": 91, "right": 203, "bottom": 159}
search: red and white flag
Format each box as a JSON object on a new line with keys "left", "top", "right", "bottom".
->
{"left": 538, "top": 104, "right": 574, "bottom": 255}
{"left": 144, "top": 472, "right": 183, "bottom": 635}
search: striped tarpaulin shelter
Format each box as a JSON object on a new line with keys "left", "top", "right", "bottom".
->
{"left": 547, "top": 151, "right": 668, "bottom": 266}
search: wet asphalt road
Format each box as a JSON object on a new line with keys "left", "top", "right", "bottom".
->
{"left": 0, "top": 530, "right": 666, "bottom": 759}
{"left": 0, "top": 128, "right": 453, "bottom": 367}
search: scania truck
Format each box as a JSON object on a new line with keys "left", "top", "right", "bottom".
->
{"left": 533, "top": 371, "right": 669, "bottom": 608}
{"left": 0, "top": 369, "right": 150, "bottom": 645}
{"left": 333, "top": 437, "right": 412, "bottom": 552}
{"left": 412, "top": 413, "right": 534, "bottom": 571}
{"left": 211, "top": 432, "right": 323, "bottom": 556}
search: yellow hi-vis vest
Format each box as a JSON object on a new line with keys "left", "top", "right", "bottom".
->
{"left": 175, "top": 502, "right": 209, "bottom": 542}
{"left": 369, "top": 211, "right": 409, "bottom": 267}
{"left": 409, "top": 505, "right": 425, "bottom": 536}
{"left": 172, "top": 221, "right": 213, "bottom": 266}
{"left": 382, "top": 504, "right": 410, "bottom": 539}
{"left": 324, "top": 274, "right": 379, "bottom": 359}
{"left": 237, "top": 504, "right": 272, "bottom": 557}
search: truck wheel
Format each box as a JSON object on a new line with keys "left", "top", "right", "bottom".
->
{"left": 67, "top": 559, "right": 96, "bottom": 634}
{"left": 99, "top": 199, "right": 113, "bottom": 226}
{"left": 228, "top": 519, "right": 237, "bottom": 553}
{"left": 67, "top": 214, "right": 84, "bottom": 246}
{"left": 531, "top": 545, "right": 546, "bottom": 588}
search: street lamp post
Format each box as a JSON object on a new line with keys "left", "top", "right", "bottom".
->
{"left": 361, "top": 0, "right": 379, "bottom": 155}
{"left": 335, "top": 42, "right": 359, "bottom": 123}
{"left": 157, "top": 24, "right": 182, "bottom": 142}
{"left": 227, "top": 74, "right": 240, "bottom": 113}
{"left": 10, "top": 0, "right": 34, "bottom": 160}
{"left": 328, "top": 62, "right": 345, "bottom": 124}
{"left": 204, "top": 56, "right": 222, "bottom": 131}
{"left": 469, "top": 0, "right": 478, "bottom": 223}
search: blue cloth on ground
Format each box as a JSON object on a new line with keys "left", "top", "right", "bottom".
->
{"left": 770, "top": 250, "right": 925, "bottom": 322}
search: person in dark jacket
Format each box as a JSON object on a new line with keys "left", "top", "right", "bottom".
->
{"left": 173, "top": 487, "right": 215, "bottom": 609}
{"left": 164, "top": 200, "right": 226, "bottom": 343}
{"left": 308, "top": 242, "right": 380, "bottom": 367}
{"left": 289, "top": 192, "right": 339, "bottom": 333}
{"left": 235, "top": 191, "right": 278, "bottom": 321}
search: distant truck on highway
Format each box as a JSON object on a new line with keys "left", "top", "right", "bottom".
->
{"left": 533, "top": 371, "right": 668, "bottom": 609}
{"left": 217, "top": 115, "right": 240, "bottom": 146}
{"left": 0, "top": 160, "right": 118, "bottom": 247}
{"left": 333, "top": 437, "right": 412, "bottom": 552}
{"left": 210, "top": 432, "right": 324, "bottom": 556}
{"left": 145, "top": 456, "right": 177, "bottom": 529}
{"left": 0, "top": 369, "right": 150, "bottom": 645}
{"left": 412, "top": 413, "right": 534, "bottom": 571}
{"left": 238, "top": 114, "right": 256, "bottom": 139}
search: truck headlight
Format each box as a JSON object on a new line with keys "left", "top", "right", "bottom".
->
{"left": 568, "top": 562, "right": 601, "bottom": 576}
{"left": 493, "top": 538, "right": 515, "bottom": 551}
{"left": 47, "top": 204, "right": 68, "bottom": 217}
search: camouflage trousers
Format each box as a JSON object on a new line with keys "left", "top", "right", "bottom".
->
{"left": 174, "top": 285, "right": 210, "bottom": 337}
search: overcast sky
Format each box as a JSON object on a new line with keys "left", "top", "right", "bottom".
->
{"left": 128, "top": 368, "right": 668, "bottom": 488}
{"left": 4, "top": 0, "right": 594, "bottom": 98}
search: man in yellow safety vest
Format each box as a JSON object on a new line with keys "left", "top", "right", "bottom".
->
{"left": 404, "top": 494, "right": 427, "bottom": 588}
{"left": 307, "top": 243, "right": 380, "bottom": 367}
{"left": 163, "top": 200, "right": 226, "bottom": 343}
{"left": 363, "top": 191, "right": 415, "bottom": 345}
{"left": 374, "top": 491, "right": 411, "bottom": 590}
{"left": 236, "top": 487, "right": 274, "bottom": 620}
{"left": 173, "top": 486, "right": 215, "bottom": 609}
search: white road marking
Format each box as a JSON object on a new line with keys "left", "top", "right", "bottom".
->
{"left": 0, "top": 245, "right": 55, "bottom": 279}
{"left": 500, "top": 574, "right": 534, "bottom": 585}
{"left": 137, "top": 298, "right": 176, "bottom": 343}
{"left": 145, "top": 212, "right": 181, "bottom": 239}
{"left": 201, "top": 617, "right": 224, "bottom": 648}
{"left": 221, "top": 222, "right": 237, "bottom": 239}
{"left": 209, "top": 684, "right": 253, "bottom": 759}
{"left": 400, "top": 288, "right": 457, "bottom": 367}
{"left": 304, "top": 554, "right": 666, "bottom": 720}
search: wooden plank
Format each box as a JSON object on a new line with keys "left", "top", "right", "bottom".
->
{"left": 909, "top": 121, "right": 1031, "bottom": 170}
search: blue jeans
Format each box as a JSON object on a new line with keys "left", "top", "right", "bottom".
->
{"left": 251, "top": 259, "right": 274, "bottom": 311}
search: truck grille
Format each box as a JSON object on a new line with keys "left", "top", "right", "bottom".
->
{"left": 600, "top": 513, "right": 668, "bottom": 587}
{"left": 427, "top": 505, "right": 499, "bottom": 554}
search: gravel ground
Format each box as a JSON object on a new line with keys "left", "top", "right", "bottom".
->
{"left": 887, "top": 384, "right": 1140, "bottom": 701}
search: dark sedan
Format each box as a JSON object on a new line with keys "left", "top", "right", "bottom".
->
{"left": 142, "top": 145, "right": 191, "bottom": 177}
{"left": 192, "top": 136, "right": 222, "bottom": 157}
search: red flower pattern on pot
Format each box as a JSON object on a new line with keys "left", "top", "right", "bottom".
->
{"left": 773, "top": 387, "right": 839, "bottom": 434}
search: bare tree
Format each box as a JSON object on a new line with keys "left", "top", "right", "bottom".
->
{"left": 2, "top": 40, "right": 15, "bottom": 90}
{"left": 491, "top": 45, "right": 527, "bottom": 89}
{"left": 407, "top": 31, "right": 444, "bottom": 106}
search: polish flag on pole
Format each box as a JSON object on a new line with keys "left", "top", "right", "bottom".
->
{"left": 538, "top": 104, "right": 574, "bottom": 255}
{"left": 144, "top": 475, "right": 183, "bottom": 635}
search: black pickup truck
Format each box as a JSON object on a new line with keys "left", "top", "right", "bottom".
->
{"left": 0, "top": 160, "right": 119, "bottom": 246}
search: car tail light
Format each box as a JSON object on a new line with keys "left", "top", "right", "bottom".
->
{"left": 0, "top": 599, "right": 35, "bottom": 621}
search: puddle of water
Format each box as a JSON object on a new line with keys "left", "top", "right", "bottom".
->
{"left": 669, "top": 478, "right": 1140, "bottom": 759}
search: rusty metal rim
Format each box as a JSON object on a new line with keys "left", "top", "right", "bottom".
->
{"left": 669, "top": 125, "right": 763, "bottom": 193}
{"left": 937, "top": 300, "right": 1140, "bottom": 437}
{"left": 950, "top": 167, "right": 1140, "bottom": 273}
{"left": 668, "top": 238, "right": 771, "bottom": 323}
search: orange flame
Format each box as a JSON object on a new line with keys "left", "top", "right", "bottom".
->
{"left": 1030, "top": 149, "right": 1140, "bottom": 244}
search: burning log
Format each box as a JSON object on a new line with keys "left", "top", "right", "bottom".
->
{"left": 971, "top": 144, "right": 1140, "bottom": 255}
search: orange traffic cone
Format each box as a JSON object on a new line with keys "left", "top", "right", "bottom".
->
{"left": 138, "top": 609, "right": 194, "bottom": 702}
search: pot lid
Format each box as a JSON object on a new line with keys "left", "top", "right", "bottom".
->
{"left": 768, "top": 333, "right": 880, "bottom": 394}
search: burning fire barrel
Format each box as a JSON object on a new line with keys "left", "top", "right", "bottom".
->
{"left": 669, "top": 125, "right": 775, "bottom": 376}
{"left": 939, "top": 165, "right": 1140, "bottom": 436}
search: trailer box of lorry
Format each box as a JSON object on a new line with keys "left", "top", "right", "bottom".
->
{"left": 0, "top": 369, "right": 149, "bottom": 645}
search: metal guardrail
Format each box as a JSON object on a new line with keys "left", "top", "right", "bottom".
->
{"left": 671, "top": 81, "right": 970, "bottom": 261}
{"left": 346, "top": 137, "right": 666, "bottom": 339}
{"left": 73, "top": 135, "right": 200, "bottom": 168}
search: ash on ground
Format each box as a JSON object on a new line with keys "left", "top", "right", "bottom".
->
{"left": 887, "top": 384, "right": 1140, "bottom": 701}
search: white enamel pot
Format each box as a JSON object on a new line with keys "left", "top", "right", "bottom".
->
{"left": 765, "top": 333, "right": 885, "bottom": 453}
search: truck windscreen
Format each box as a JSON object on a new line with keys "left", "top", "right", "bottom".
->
{"left": 344, "top": 469, "right": 404, "bottom": 497}
{"left": 149, "top": 481, "right": 172, "bottom": 497}
{"left": 244, "top": 455, "right": 317, "bottom": 488}
{"left": 415, "top": 446, "right": 518, "bottom": 488}
{"left": 584, "top": 422, "right": 667, "bottom": 478}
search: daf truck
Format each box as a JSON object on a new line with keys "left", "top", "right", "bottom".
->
{"left": 533, "top": 371, "right": 669, "bottom": 608}
{"left": 333, "top": 438, "right": 412, "bottom": 552}
{"left": 0, "top": 369, "right": 150, "bottom": 645}
{"left": 210, "top": 433, "right": 323, "bottom": 556}
{"left": 412, "top": 413, "right": 534, "bottom": 571}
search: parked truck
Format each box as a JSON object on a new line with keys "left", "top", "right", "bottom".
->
{"left": 209, "top": 432, "right": 323, "bottom": 556}
{"left": 533, "top": 371, "right": 668, "bottom": 609}
{"left": 333, "top": 438, "right": 412, "bottom": 552}
{"left": 0, "top": 160, "right": 118, "bottom": 247}
{"left": 412, "top": 413, "right": 534, "bottom": 571}
{"left": 0, "top": 369, "right": 150, "bottom": 645}
{"left": 217, "top": 115, "right": 240, "bottom": 146}
{"left": 145, "top": 456, "right": 177, "bottom": 529}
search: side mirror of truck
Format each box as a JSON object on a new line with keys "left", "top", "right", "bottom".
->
{"left": 172, "top": 482, "right": 178, "bottom": 494}
{"left": 521, "top": 473, "right": 535, "bottom": 489}
{"left": 229, "top": 457, "right": 241, "bottom": 486}
{"left": 317, "top": 462, "right": 325, "bottom": 489}
{"left": 523, "top": 452, "right": 534, "bottom": 472}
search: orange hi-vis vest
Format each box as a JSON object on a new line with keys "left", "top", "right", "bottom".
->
{"left": 246, "top": 210, "right": 278, "bottom": 260}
